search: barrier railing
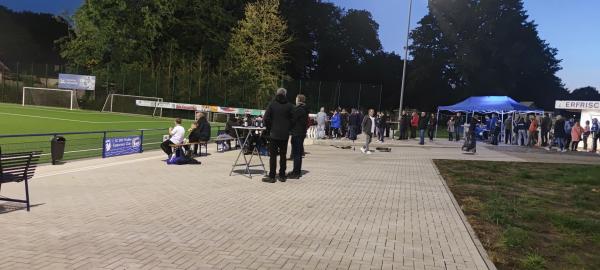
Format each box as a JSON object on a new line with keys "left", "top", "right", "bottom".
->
{"left": 0, "top": 128, "right": 168, "bottom": 164}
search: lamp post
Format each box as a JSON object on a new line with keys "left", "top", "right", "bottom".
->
{"left": 398, "top": 0, "right": 413, "bottom": 121}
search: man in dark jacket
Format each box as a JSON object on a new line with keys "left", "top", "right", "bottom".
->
{"left": 540, "top": 113, "right": 552, "bottom": 146}
{"left": 361, "top": 109, "right": 376, "bottom": 154}
{"left": 348, "top": 109, "right": 360, "bottom": 140}
{"left": 187, "top": 113, "right": 211, "bottom": 155}
{"left": 418, "top": 112, "right": 428, "bottom": 145}
{"left": 454, "top": 112, "right": 464, "bottom": 141}
{"left": 262, "top": 88, "right": 294, "bottom": 183}
{"left": 287, "top": 94, "right": 309, "bottom": 179}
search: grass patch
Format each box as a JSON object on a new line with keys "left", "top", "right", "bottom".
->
{"left": 435, "top": 159, "right": 600, "bottom": 269}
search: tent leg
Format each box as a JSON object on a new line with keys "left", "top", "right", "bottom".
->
{"left": 435, "top": 109, "right": 440, "bottom": 139}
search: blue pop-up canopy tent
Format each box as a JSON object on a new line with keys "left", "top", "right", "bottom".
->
{"left": 436, "top": 96, "right": 544, "bottom": 140}
{"left": 438, "top": 96, "right": 543, "bottom": 113}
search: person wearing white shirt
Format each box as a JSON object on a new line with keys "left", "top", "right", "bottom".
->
{"left": 161, "top": 118, "right": 185, "bottom": 158}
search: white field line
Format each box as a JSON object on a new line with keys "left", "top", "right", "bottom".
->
{"left": 0, "top": 111, "right": 171, "bottom": 124}
{"left": 34, "top": 154, "right": 165, "bottom": 179}
{"left": 0, "top": 103, "right": 174, "bottom": 120}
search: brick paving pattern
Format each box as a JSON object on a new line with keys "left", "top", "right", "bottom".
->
{"left": 0, "top": 144, "right": 519, "bottom": 269}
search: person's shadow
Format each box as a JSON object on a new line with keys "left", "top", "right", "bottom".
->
{"left": 0, "top": 202, "right": 44, "bottom": 214}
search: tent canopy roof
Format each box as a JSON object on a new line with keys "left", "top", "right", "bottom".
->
{"left": 438, "top": 96, "right": 543, "bottom": 113}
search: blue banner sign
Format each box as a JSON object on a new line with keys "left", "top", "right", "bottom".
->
{"left": 103, "top": 136, "right": 142, "bottom": 158}
{"left": 58, "top": 73, "right": 96, "bottom": 91}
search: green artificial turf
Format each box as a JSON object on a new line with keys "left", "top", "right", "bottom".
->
{"left": 0, "top": 103, "right": 224, "bottom": 162}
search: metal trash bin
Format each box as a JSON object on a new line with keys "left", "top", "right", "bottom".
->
{"left": 50, "top": 136, "right": 66, "bottom": 165}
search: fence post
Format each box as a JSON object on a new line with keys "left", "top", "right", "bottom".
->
{"left": 16, "top": 62, "right": 20, "bottom": 98}
{"left": 45, "top": 63, "right": 49, "bottom": 88}
{"left": 102, "top": 131, "right": 107, "bottom": 158}
{"left": 315, "top": 81, "right": 320, "bottom": 110}
{"left": 138, "top": 68, "right": 142, "bottom": 96}
{"left": 139, "top": 130, "right": 144, "bottom": 153}
{"left": 379, "top": 84, "right": 383, "bottom": 112}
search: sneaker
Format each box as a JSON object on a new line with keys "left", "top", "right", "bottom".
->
{"left": 278, "top": 176, "right": 287, "bottom": 182}
{"left": 561, "top": 149, "right": 568, "bottom": 153}
{"left": 366, "top": 151, "right": 372, "bottom": 155}
{"left": 262, "top": 177, "right": 276, "bottom": 183}
{"left": 545, "top": 147, "right": 551, "bottom": 151}
{"left": 360, "top": 147, "right": 366, "bottom": 153}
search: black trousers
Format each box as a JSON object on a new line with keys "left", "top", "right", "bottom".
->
{"left": 160, "top": 139, "right": 175, "bottom": 156}
{"left": 290, "top": 135, "right": 305, "bottom": 175}
{"left": 541, "top": 129, "right": 549, "bottom": 146}
{"left": 410, "top": 127, "right": 417, "bottom": 138}
{"left": 269, "top": 139, "right": 288, "bottom": 178}
{"left": 427, "top": 128, "right": 435, "bottom": 141}
{"left": 504, "top": 129, "right": 512, "bottom": 144}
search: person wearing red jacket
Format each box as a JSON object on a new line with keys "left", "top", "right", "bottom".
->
{"left": 410, "top": 112, "right": 419, "bottom": 139}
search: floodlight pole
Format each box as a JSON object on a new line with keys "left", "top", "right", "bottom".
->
{"left": 398, "top": 0, "right": 413, "bottom": 120}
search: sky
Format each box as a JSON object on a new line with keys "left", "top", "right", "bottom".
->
{"left": 1, "top": 0, "right": 598, "bottom": 90}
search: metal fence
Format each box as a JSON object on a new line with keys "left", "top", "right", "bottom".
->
{"left": 0, "top": 62, "right": 390, "bottom": 114}
{"left": 0, "top": 128, "right": 167, "bottom": 164}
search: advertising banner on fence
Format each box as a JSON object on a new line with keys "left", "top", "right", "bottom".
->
{"left": 135, "top": 100, "right": 265, "bottom": 116}
{"left": 58, "top": 73, "right": 96, "bottom": 91}
{"left": 103, "top": 135, "right": 142, "bottom": 158}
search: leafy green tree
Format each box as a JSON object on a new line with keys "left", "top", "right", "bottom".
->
{"left": 409, "top": 0, "right": 567, "bottom": 110}
{"left": 569, "top": 86, "right": 600, "bottom": 101}
{"left": 226, "top": 0, "right": 291, "bottom": 107}
{"left": 60, "top": 0, "right": 175, "bottom": 69}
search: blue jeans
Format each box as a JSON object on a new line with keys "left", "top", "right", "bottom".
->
{"left": 378, "top": 127, "right": 385, "bottom": 142}
{"left": 557, "top": 137, "right": 566, "bottom": 151}
{"left": 290, "top": 135, "right": 305, "bottom": 174}
{"left": 419, "top": 129, "right": 426, "bottom": 145}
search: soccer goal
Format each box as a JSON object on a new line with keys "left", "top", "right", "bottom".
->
{"left": 22, "top": 87, "right": 78, "bottom": 110}
{"left": 101, "top": 93, "right": 163, "bottom": 117}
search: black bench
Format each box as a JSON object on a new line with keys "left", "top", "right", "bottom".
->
{"left": 0, "top": 150, "right": 41, "bottom": 211}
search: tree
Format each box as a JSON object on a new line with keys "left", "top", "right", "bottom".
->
{"left": 225, "top": 0, "right": 291, "bottom": 107}
{"left": 0, "top": 6, "right": 69, "bottom": 64}
{"left": 408, "top": 0, "right": 567, "bottom": 110}
{"left": 569, "top": 86, "right": 600, "bottom": 101}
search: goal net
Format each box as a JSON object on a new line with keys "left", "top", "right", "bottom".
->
{"left": 101, "top": 94, "right": 163, "bottom": 117}
{"left": 22, "top": 87, "right": 78, "bottom": 110}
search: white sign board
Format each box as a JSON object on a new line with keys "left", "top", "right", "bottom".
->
{"left": 555, "top": 100, "right": 600, "bottom": 110}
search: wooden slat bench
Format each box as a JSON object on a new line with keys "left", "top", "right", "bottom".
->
{"left": 0, "top": 150, "right": 41, "bottom": 211}
{"left": 169, "top": 141, "right": 208, "bottom": 156}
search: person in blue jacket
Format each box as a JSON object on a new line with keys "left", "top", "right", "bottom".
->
{"left": 330, "top": 110, "right": 342, "bottom": 139}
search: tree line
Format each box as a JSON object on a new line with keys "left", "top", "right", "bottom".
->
{"left": 0, "top": 0, "right": 598, "bottom": 111}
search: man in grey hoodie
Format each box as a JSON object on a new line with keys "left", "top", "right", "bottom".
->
{"left": 316, "top": 107, "right": 327, "bottom": 139}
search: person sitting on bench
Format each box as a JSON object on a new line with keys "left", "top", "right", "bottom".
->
{"left": 161, "top": 118, "right": 185, "bottom": 159}
{"left": 225, "top": 115, "right": 238, "bottom": 148}
{"left": 186, "top": 112, "right": 211, "bottom": 156}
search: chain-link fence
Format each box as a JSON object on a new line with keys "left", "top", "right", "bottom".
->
{"left": 0, "top": 61, "right": 393, "bottom": 115}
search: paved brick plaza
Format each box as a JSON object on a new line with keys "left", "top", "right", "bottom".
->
{"left": 0, "top": 143, "right": 520, "bottom": 270}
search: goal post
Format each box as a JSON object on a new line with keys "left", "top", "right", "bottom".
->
{"left": 22, "top": 87, "right": 77, "bottom": 110}
{"left": 101, "top": 93, "right": 163, "bottom": 117}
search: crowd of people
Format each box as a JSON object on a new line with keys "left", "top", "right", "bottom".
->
{"left": 315, "top": 108, "right": 393, "bottom": 143}
{"left": 444, "top": 112, "right": 600, "bottom": 154}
